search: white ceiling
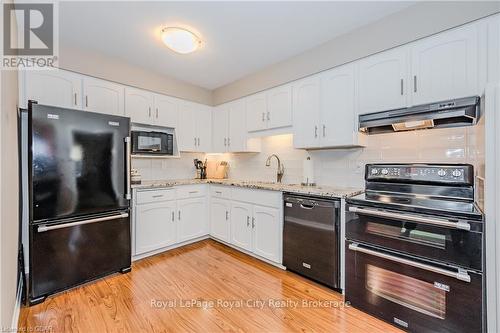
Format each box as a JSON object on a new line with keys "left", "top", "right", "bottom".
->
{"left": 60, "top": 1, "right": 415, "bottom": 90}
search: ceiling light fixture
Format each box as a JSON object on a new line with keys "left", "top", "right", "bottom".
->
{"left": 161, "top": 27, "right": 202, "bottom": 54}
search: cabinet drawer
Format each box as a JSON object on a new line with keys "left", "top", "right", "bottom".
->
{"left": 176, "top": 185, "right": 207, "bottom": 199}
{"left": 210, "top": 185, "right": 231, "bottom": 199}
{"left": 231, "top": 187, "right": 281, "bottom": 208}
{"left": 136, "top": 188, "right": 176, "bottom": 205}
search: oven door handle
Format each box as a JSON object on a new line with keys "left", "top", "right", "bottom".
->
{"left": 348, "top": 243, "right": 471, "bottom": 282}
{"left": 348, "top": 206, "right": 471, "bottom": 231}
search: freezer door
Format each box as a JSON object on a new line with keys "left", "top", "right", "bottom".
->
{"left": 30, "top": 104, "right": 130, "bottom": 221}
{"left": 29, "top": 211, "right": 131, "bottom": 302}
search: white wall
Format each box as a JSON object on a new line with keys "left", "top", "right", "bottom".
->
{"left": 213, "top": 1, "right": 500, "bottom": 104}
{"left": 134, "top": 127, "right": 481, "bottom": 189}
{"left": 0, "top": 45, "right": 20, "bottom": 333}
{"left": 59, "top": 46, "right": 213, "bottom": 105}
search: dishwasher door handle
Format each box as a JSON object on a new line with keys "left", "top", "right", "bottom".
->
{"left": 300, "top": 203, "right": 315, "bottom": 210}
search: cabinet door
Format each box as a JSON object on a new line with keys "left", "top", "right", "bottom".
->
{"left": 252, "top": 205, "right": 281, "bottom": 263}
{"left": 267, "top": 84, "right": 292, "bottom": 129}
{"left": 177, "top": 102, "right": 196, "bottom": 151}
{"left": 135, "top": 201, "right": 177, "bottom": 255}
{"left": 292, "top": 76, "right": 321, "bottom": 149}
{"left": 246, "top": 92, "right": 268, "bottom": 132}
{"left": 411, "top": 24, "right": 478, "bottom": 105}
{"left": 212, "top": 105, "right": 229, "bottom": 153}
{"left": 210, "top": 198, "right": 231, "bottom": 242}
{"left": 358, "top": 47, "right": 408, "bottom": 114}
{"left": 177, "top": 197, "right": 207, "bottom": 242}
{"left": 125, "top": 87, "right": 153, "bottom": 124}
{"left": 195, "top": 105, "right": 212, "bottom": 152}
{"left": 230, "top": 202, "right": 253, "bottom": 252}
{"left": 228, "top": 99, "right": 247, "bottom": 152}
{"left": 154, "top": 94, "right": 179, "bottom": 128}
{"left": 21, "top": 69, "right": 82, "bottom": 109}
{"left": 320, "top": 64, "right": 356, "bottom": 147}
{"left": 83, "top": 77, "right": 124, "bottom": 115}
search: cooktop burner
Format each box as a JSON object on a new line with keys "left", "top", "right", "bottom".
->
{"left": 348, "top": 192, "right": 482, "bottom": 220}
{"left": 346, "top": 163, "right": 483, "bottom": 220}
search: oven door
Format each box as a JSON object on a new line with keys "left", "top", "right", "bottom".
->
{"left": 346, "top": 204, "right": 482, "bottom": 271}
{"left": 346, "top": 241, "right": 483, "bottom": 332}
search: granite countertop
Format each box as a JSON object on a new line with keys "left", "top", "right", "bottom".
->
{"left": 132, "top": 179, "right": 363, "bottom": 199}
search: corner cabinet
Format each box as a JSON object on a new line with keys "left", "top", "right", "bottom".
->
{"left": 212, "top": 100, "right": 261, "bottom": 153}
{"left": 246, "top": 84, "right": 292, "bottom": 132}
{"left": 83, "top": 76, "right": 125, "bottom": 115}
{"left": 178, "top": 102, "right": 212, "bottom": 152}
{"left": 19, "top": 69, "right": 82, "bottom": 109}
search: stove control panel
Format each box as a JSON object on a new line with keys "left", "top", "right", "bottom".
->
{"left": 365, "top": 164, "right": 473, "bottom": 185}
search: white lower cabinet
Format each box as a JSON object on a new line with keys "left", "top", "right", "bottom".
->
{"left": 135, "top": 201, "right": 177, "bottom": 255}
{"left": 177, "top": 197, "right": 208, "bottom": 242}
{"left": 210, "top": 198, "right": 231, "bottom": 242}
{"left": 210, "top": 186, "right": 283, "bottom": 265}
{"left": 252, "top": 205, "right": 281, "bottom": 263}
{"left": 230, "top": 202, "right": 253, "bottom": 251}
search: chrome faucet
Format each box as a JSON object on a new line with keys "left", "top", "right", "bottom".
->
{"left": 265, "top": 154, "right": 285, "bottom": 183}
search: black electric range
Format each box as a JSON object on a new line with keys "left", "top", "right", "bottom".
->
{"left": 344, "top": 163, "right": 485, "bottom": 333}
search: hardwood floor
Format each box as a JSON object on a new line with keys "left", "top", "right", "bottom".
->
{"left": 19, "top": 240, "right": 402, "bottom": 332}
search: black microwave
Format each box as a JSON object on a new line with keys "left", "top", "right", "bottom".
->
{"left": 131, "top": 131, "right": 173, "bottom": 155}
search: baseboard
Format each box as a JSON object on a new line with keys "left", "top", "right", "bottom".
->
{"left": 10, "top": 278, "right": 22, "bottom": 330}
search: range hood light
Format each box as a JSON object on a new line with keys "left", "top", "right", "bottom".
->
{"left": 392, "top": 119, "right": 434, "bottom": 131}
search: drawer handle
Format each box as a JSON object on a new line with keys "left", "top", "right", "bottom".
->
{"left": 152, "top": 194, "right": 164, "bottom": 198}
{"left": 348, "top": 243, "right": 471, "bottom": 282}
{"left": 189, "top": 191, "right": 199, "bottom": 194}
{"left": 215, "top": 191, "right": 222, "bottom": 194}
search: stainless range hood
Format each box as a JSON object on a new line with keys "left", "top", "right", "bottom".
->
{"left": 358, "top": 96, "right": 479, "bottom": 134}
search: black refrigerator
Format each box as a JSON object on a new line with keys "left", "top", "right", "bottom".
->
{"left": 24, "top": 102, "right": 132, "bottom": 305}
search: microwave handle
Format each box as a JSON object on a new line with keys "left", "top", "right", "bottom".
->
{"left": 348, "top": 243, "right": 471, "bottom": 282}
{"left": 125, "top": 136, "right": 131, "bottom": 200}
{"left": 348, "top": 206, "right": 471, "bottom": 231}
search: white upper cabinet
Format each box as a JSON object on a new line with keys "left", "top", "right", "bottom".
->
{"left": 228, "top": 99, "right": 251, "bottom": 152}
{"left": 20, "top": 69, "right": 82, "bottom": 109}
{"left": 267, "top": 84, "right": 292, "bottom": 129}
{"left": 358, "top": 47, "right": 408, "bottom": 114}
{"left": 178, "top": 102, "right": 197, "bottom": 151}
{"left": 154, "top": 94, "right": 179, "bottom": 128}
{"left": 83, "top": 77, "right": 124, "bottom": 115}
{"left": 292, "top": 76, "right": 321, "bottom": 149}
{"left": 320, "top": 63, "right": 357, "bottom": 147}
{"left": 212, "top": 105, "right": 229, "bottom": 153}
{"left": 195, "top": 104, "right": 212, "bottom": 152}
{"left": 411, "top": 24, "right": 479, "bottom": 105}
{"left": 246, "top": 92, "right": 267, "bottom": 132}
{"left": 125, "top": 87, "right": 153, "bottom": 124}
{"left": 246, "top": 85, "right": 292, "bottom": 132}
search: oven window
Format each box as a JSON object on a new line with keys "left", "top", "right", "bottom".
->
{"left": 366, "top": 264, "right": 446, "bottom": 319}
{"left": 138, "top": 136, "right": 161, "bottom": 151}
{"left": 366, "top": 221, "right": 447, "bottom": 249}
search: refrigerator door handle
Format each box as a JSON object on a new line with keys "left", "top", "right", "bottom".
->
{"left": 37, "top": 212, "right": 129, "bottom": 232}
{"left": 125, "top": 136, "right": 131, "bottom": 200}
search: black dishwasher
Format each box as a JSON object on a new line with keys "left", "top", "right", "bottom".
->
{"left": 283, "top": 194, "right": 341, "bottom": 290}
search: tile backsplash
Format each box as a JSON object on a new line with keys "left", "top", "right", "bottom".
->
{"left": 133, "top": 126, "right": 482, "bottom": 189}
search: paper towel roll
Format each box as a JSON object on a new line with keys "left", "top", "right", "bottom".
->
{"left": 302, "top": 157, "right": 315, "bottom": 185}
